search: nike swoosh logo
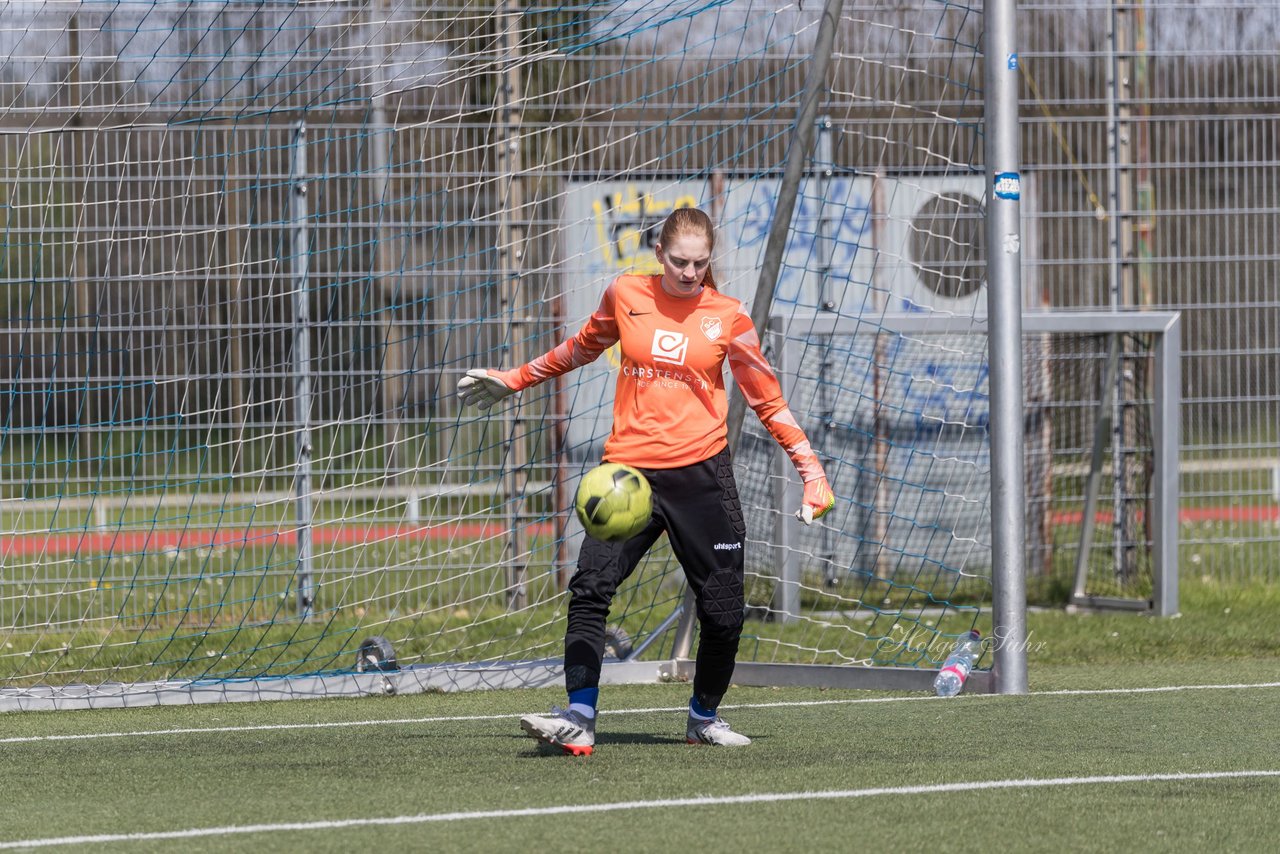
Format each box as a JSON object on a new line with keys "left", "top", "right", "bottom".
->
{"left": 628, "top": 309, "right": 651, "bottom": 316}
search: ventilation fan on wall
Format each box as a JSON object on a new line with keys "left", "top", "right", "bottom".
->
{"left": 879, "top": 176, "right": 988, "bottom": 314}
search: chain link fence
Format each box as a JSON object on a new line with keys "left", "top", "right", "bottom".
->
{"left": 1, "top": 1, "right": 1276, "bottom": 587}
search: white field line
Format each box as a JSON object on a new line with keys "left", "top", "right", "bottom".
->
{"left": 3, "top": 680, "right": 1280, "bottom": 746}
{"left": 2, "top": 770, "right": 1278, "bottom": 850}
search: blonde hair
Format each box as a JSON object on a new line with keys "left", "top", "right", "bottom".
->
{"left": 657, "top": 207, "right": 717, "bottom": 289}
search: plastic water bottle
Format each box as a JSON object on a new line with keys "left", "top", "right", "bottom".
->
{"left": 933, "top": 629, "right": 982, "bottom": 697}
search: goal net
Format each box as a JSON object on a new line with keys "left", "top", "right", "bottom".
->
{"left": 0, "top": 0, "right": 1046, "bottom": 707}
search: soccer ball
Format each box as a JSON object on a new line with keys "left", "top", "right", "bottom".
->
{"left": 574, "top": 463, "right": 652, "bottom": 542}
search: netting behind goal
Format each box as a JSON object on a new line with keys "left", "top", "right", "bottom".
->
{"left": 0, "top": 1, "right": 1047, "bottom": 705}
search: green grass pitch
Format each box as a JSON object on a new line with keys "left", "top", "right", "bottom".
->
{"left": 1, "top": 580, "right": 1278, "bottom": 852}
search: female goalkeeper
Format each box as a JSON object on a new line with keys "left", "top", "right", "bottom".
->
{"left": 457, "top": 207, "right": 834, "bottom": 755}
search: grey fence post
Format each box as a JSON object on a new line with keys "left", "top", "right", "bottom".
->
{"left": 291, "top": 120, "right": 315, "bottom": 621}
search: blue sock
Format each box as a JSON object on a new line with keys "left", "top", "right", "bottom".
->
{"left": 568, "top": 687, "right": 599, "bottom": 714}
{"left": 689, "top": 695, "right": 716, "bottom": 720}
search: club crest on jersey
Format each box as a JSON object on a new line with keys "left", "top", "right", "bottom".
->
{"left": 700, "top": 316, "right": 723, "bottom": 341}
{"left": 651, "top": 329, "right": 689, "bottom": 365}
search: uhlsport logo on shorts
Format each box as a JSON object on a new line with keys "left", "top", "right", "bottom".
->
{"left": 651, "top": 329, "right": 689, "bottom": 365}
{"left": 713, "top": 541, "right": 742, "bottom": 551}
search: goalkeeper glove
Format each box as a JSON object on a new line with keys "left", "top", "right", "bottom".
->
{"left": 796, "top": 476, "right": 835, "bottom": 525}
{"left": 456, "top": 368, "right": 518, "bottom": 410}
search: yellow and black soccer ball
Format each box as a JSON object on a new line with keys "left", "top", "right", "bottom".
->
{"left": 574, "top": 463, "right": 653, "bottom": 542}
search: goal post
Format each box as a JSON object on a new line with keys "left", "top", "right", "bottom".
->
{"left": 985, "top": 0, "right": 1028, "bottom": 695}
{"left": 1039, "top": 310, "right": 1182, "bottom": 618}
{"left": 0, "top": 0, "right": 1098, "bottom": 711}
{"left": 752, "top": 310, "right": 1181, "bottom": 694}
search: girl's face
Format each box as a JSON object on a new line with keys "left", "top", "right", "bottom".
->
{"left": 655, "top": 232, "right": 711, "bottom": 298}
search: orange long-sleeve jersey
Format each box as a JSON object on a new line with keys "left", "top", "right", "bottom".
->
{"left": 494, "top": 274, "right": 825, "bottom": 480}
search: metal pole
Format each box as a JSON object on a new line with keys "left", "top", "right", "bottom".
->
{"left": 371, "top": 0, "right": 403, "bottom": 484}
{"left": 1104, "top": 2, "right": 1121, "bottom": 314}
{"left": 814, "top": 118, "right": 837, "bottom": 581}
{"left": 814, "top": 116, "right": 836, "bottom": 313}
{"left": 1115, "top": 4, "right": 1141, "bottom": 586}
{"left": 1077, "top": 3, "right": 1138, "bottom": 594}
{"left": 68, "top": 15, "right": 98, "bottom": 492}
{"left": 1103, "top": 0, "right": 1124, "bottom": 583}
{"left": 497, "top": 0, "right": 529, "bottom": 610}
{"left": 291, "top": 120, "right": 315, "bottom": 620}
{"left": 1151, "top": 314, "right": 1181, "bottom": 616}
{"left": 1105, "top": 0, "right": 1140, "bottom": 584}
{"left": 984, "top": 0, "right": 1027, "bottom": 694}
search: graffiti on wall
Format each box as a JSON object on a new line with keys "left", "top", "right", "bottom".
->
{"left": 590, "top": 185, "right": 699, "bottom": 275}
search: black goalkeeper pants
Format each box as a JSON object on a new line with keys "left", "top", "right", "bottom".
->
{"left": 564, "top": 448, "right": 746, "bottom": 712}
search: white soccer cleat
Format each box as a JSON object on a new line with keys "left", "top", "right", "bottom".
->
{"left": 686, "top": 714, "right": 752, "bottom": 746}
{"left": 520, "top": 706, "right": 596, "bottom": 756}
